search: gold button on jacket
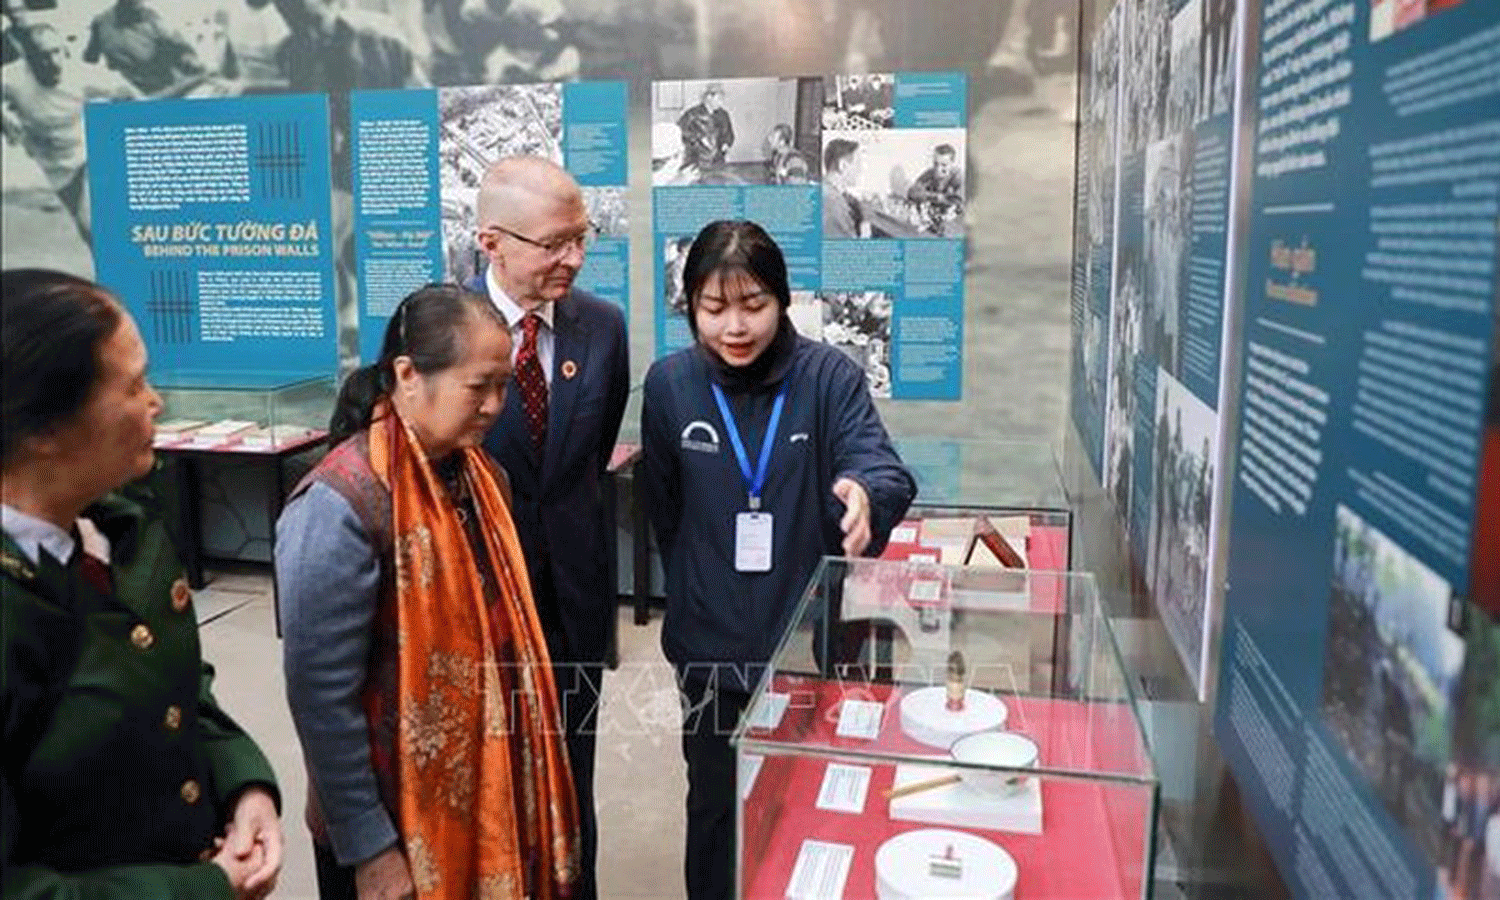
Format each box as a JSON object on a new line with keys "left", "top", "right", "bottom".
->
{"left": 2, "top": 470, "right": 280, "bottom": 896}
{"left": 164, "top": 705, "right": 182, "bottom": 730}
{"left": 130, "top": 624, "right": 154, "bottom": 650}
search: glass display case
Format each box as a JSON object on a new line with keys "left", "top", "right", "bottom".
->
{"left": 893, "top": 438, "right": 1068, "bottom": 511}
{"left": 733, "top": 558, "right": 1158, "bottom": 900}
{"left": 152, "top": 370, "right": 335, "bottom": 452}
{"left": 892, "top": 439, "right": 1073, "bottom": 571}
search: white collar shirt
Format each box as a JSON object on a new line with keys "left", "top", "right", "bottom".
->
{"left": 485, "top": 268, "right": 555, "bottom": 389}
{"left": 1, "top": 504, "right": 76, "bottom": 567}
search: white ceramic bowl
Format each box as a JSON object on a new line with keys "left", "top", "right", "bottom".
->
{"left": 949, "top": 731, "right": 1040, "bottom": 797}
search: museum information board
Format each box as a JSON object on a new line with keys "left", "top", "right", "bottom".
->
{"left": 1214, "top": 3, "right": 1500, "bottom": 897}
{"left": 86, "top": 93, "right": 338, "bottom": 377}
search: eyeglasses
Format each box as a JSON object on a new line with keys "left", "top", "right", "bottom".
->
{"left": 487, "top": 221, "right": 598, "bottom": 258}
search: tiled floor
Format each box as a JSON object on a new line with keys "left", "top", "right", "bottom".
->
{"left": 198, "top": 568, "right": 687, "bottom": 900}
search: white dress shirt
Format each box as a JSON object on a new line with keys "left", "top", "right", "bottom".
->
{"left": 485, "top": 268, "right": 555, "bottom": 388}
{"left": 1, "top": 504, "right": 76, "bottom": 566}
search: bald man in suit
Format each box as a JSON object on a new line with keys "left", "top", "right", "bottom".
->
{"left": 471, "top": 156, "right": 629, "bottom": 900}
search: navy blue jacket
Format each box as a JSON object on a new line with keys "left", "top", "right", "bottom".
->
{"left": 641, "top": 337, "right": 916, "bottom": 686}
{"left": 473, "top": 279, "right": 630, "bottom": 665}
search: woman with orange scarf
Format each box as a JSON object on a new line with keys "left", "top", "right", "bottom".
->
{"left": 276, "top": 284, "right": 578, "bottom": 900}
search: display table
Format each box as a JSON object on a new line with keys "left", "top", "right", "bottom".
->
{"left": 151, "top": 371, "right": 336, "bottom": 590}
{"left": 157, "top": 430, "right": 327, "bottom": 590}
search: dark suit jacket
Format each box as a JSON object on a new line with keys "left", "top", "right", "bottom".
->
{"left": 472, "top": 278, "right": 630, "bottom": 664}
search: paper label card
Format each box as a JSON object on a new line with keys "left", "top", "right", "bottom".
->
{"left": 835, "top": 699, "right": 885, "bottom": 739}
{"left": 907, "top": 579, "right": 944, "bottom": 605}
{"left": 785, "top": 840, "right": 854, "bottom": 900}
{"left": 890, "top": 525, "right": 920, "bottom": 544}
{"left": 747, "top": 692, "right": 790, "bottom": 730}
{"left": 815, "top": 763, "right": 872, "bottom": 813}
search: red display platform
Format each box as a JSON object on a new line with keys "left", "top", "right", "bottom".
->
{"left": 879, "top": 519, "right": 1071, "bottom": 614}
{"left": 739, "top": 680, "right": 1152, "bottom": 900}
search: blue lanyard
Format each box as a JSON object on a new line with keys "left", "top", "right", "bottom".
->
{"left": 711, "top": 381, "right": 788, "bottom": 510}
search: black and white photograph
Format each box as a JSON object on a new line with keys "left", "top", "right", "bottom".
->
{"left": 821, "top": 72, "right": 894, "bottom": 131}
{"left": 821, "top": 128, "right": 967, "bottom": 240}
{"left": 661, "top": 233, "right": 695, "bottom": 316}
{"left": 436, "top": 82, "right": 626, "bottom": 286}
{"left": 1, "top": 15, "right": 133, "bottom": 257}
{"left": 0, "top": 0, "right": 690, "bottom": 270}
{"left": 1145, "top": 368, "right": 1217, "bottom": 684}
{"left": 437, "top": 82, "right": 563, "bottom": 284}
{"left": 1086, "top": 4, "right": 1122, "bottom": 256}
{"left": 586, "top": 184, "right": 628, "bottom": 237}
{"left": 819, "top": 290, "right": 893, "bottom": 398}
{"left": 1143, "top": 134, "right": 1190, "bottom": 376}
{"left": 0, "top": 0, "right": 207, "bottom": 267}
{"left": 1072, "top": 2, "right": 1123, "bottom": 464}
{"left": 650, "top": 76, "right": 823, "bottom": 187}
{"left": 786, "top": 289, "right": 823, "bottom": 341}
{"left": 409, "top": 0, "right": 579, "bottom": 84}
{"left": 1166, "top": 0, "right": 1200, "bottom": 137}
{"left": 1197, "top": 0, "right": 1237, "bottom": 122}
{"left": 702, "top": 5, "right": 1047, "bottom": 103}
{"left": 1321, "top": 505, "right": 1467, "bottom": 865}
{"left": 1079, "top": 307, "right": 1108, "bottom": 413}
{"left": 1122, "top": 0, "right": 1170, "bottom": 154}
{"left": 1083, "top": 121, "right": 1112, "bottom": 252}
{"left": 1104, "top": 246, "right": 1142, "bottom": 519}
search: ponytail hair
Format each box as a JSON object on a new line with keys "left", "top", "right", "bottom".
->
{"left": 327, "top": 283, "right": 505, "bottom": 446}
{"left": 327, "top": 363, "right": 392, "bottom": 448}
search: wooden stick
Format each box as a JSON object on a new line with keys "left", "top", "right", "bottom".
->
{"left": 883, "top": 774, "right": 961, "bottom": 800}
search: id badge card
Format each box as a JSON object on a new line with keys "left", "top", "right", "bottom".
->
{"left": 735, "top": 511, "right": 773, "bottom": 572}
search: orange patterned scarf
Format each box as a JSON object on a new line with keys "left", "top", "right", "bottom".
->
{"left": 368, "top": 404, "right": 579, "bottom": 900}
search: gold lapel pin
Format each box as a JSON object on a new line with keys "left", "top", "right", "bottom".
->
{"left": 562, "top": 359, "right": 578, "bottom": 380}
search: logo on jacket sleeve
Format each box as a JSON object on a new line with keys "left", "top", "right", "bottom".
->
{"left": 680, "top": 420, "right": 721, "bottom": 454}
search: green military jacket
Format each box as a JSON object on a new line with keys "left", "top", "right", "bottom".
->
{"left": 1, "top": 473, "right": 279, "bottom": 899}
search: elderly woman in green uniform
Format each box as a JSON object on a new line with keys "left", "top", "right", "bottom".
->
{"left": 1, "top": 269, "right": 283, "bottom": 899}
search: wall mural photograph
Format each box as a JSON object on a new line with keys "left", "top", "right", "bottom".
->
{"left": 1321, "top": 504, "right": 1467, "bottom": 867}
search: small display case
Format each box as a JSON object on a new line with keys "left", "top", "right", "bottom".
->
{"left": 153, "top": 370, "right": 335, "bottom": 452}
{"left": 892, "top": 439, "right": 1073, "bottom": 569}
{"left": 881, "top": 504, "right": 1072, "bottom": 574}
{"left": 733, "top": 558, "right": 1158, "bottom": 900}
{"left": 893, "top": 438, "right": 1069, "bottom": 510}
